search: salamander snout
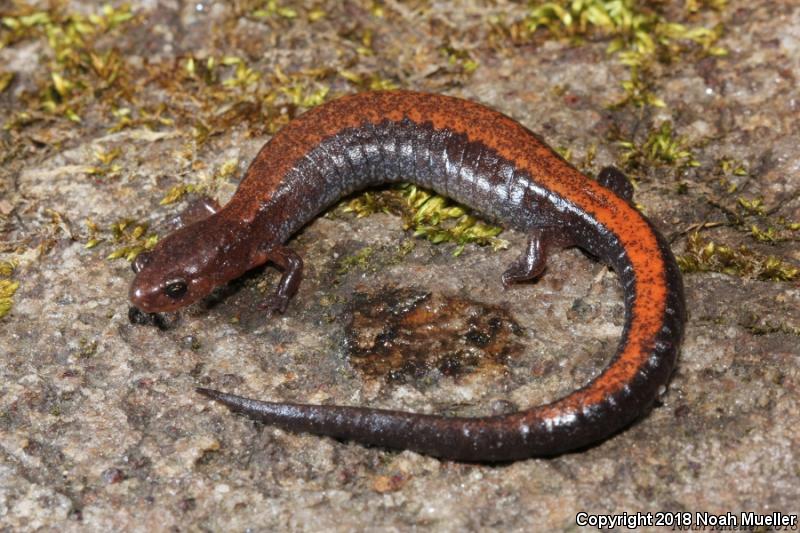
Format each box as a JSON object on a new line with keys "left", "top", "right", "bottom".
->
{"left": 129, "top": 280, "right": 164, "bottom": 313}
{"left": 129, "top": 274, "right": 194, "bottom": 313}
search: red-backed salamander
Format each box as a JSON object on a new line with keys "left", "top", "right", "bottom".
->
{"left": 129, "top": 90, "right": 686, "bottom": 462}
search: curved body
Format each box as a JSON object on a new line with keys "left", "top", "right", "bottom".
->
{"left": 130, "top": 91, "right": 685, "bottom": 461}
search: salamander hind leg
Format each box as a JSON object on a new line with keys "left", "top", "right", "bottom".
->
{"left": 501, "top": 229, "right": 551, "bottom": 288}
{"left": 597, "top": 166, "right": 634, "bottom": 203}
{"left": 259, "top": 245, "right": 304, "bottom": 314}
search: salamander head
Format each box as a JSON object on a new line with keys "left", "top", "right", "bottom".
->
{"left": 129, "top": 221, "right": 257, "bottom": 313}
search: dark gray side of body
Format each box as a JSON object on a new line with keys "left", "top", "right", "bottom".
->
{"left": 259, "top": 118, "right": 579, "bottom": 250}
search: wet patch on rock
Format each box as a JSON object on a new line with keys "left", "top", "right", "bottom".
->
{"left": 343, "top": 287, "right": 524, "bottom": 387}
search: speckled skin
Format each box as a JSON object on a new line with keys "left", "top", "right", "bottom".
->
{"left": 130, "top": 91, "right": 686, "bottom": 462}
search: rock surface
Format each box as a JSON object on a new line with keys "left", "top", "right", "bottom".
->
{"left": 1, "top": 1, "right": 798, "bottom": 530}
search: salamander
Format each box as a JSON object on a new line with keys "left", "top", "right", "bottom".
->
{"left": 129, "top": 90, "right": 686, "bottom": 462}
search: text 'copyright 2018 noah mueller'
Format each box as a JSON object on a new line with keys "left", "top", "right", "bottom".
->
{"left": 575, "top": 511, "right": 798, "bottom": 530}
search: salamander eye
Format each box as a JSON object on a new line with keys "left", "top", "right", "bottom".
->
{"left": 164, "top": 279, "right": 188, "bottom": 299}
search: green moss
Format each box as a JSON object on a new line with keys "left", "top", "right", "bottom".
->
{"left": 0, "top": 260, "right": 19, "bottom": 319}
{"left": 342, "top": 189, "right": 406, "bottom": 219}
{"left": 618, "top": 121, "right": 699, "bottom": 171}
{"left": 85, "top": 157, "right": 238, "bottom": 256}
{"left": 784, "top": 219, "right": 800, "bottom": 232}
{"left": 718, "top": 157, "right": 748, "bottom": 178}
{"left": 736, "top": 197, "right": 765, "bottom": 216}
{"left": 526, "top": 1, "right": 727, "bottom": 59}
{"left": 0, "top": 71, "right": 13, "bottom": 93}
{"left": 342, "top": 185, "right": 508, "bottom": 256}
{"left": 85, "top": 146, "right": 122, "bottom": 179}
{"left": 686, "top": 0, "right": 729, "bottom": 13}
{"left": 746, "top": 320, "right": 800, "bottom": 337}
{"left": 1, "top": 3, "right": 135, "bottom": 125}
{"left": 524, "top": 0, "right": 726, "bottom": 109}
{"left": 713, "top": 157, "right": 749, "bottom": 194}
{"left": 78, "top": 338, "right": 98, "bottom": 358}
{"left": 1, "top": 1, "right": 408, "bottom": 149}
{"left": 0, "top": 260, "right": 14, "bottom": 278}
{"left": 440, "top": 42, "right": 480, "bottom": 77}
{"left": 241, "top": 0, "right": 331, "bottom": 24}
{"left": 706, "top": 195, "right": 800, "bottom": 246}
{"left": 339, "top": 70, "right": 399, "bottom": 91}
{"left": 611, "top": 63, "right": 665, "bottom": 108}
{"left": 749, "top": 225, "right": 779, "bottom": 244}
{"left": 404, "top": 185, "right": 506, "bottom": 255}
{"left": 87, "top": 218, "right": 158, "bottom": 262}
{"left": 159, "top": 159, "right": 238, "bottom": 205}
{"left": 334, "top": 239, "right": 416, "bottom": 279}
{"left": 336, "top": 246, "right": 376, "bottom": 275}
{"left": 677, "top": 233, "right": 799, "bottom": 282}
{"left": 159, "top": 184, "right": 204, "bottom": 206}
{"left": 250, "top": 0, "right": 299, "bottom": 20}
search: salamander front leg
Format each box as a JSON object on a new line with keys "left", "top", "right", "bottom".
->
{"left": 259, "top": 245, "right": 304, "bottom": 314}
{"left": 502, "top": 229, "right": 549, "bottom": 288}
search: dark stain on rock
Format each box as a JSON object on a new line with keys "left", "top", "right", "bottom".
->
{"left": 344, "top": 287, "right": 524, "bottom": 386}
